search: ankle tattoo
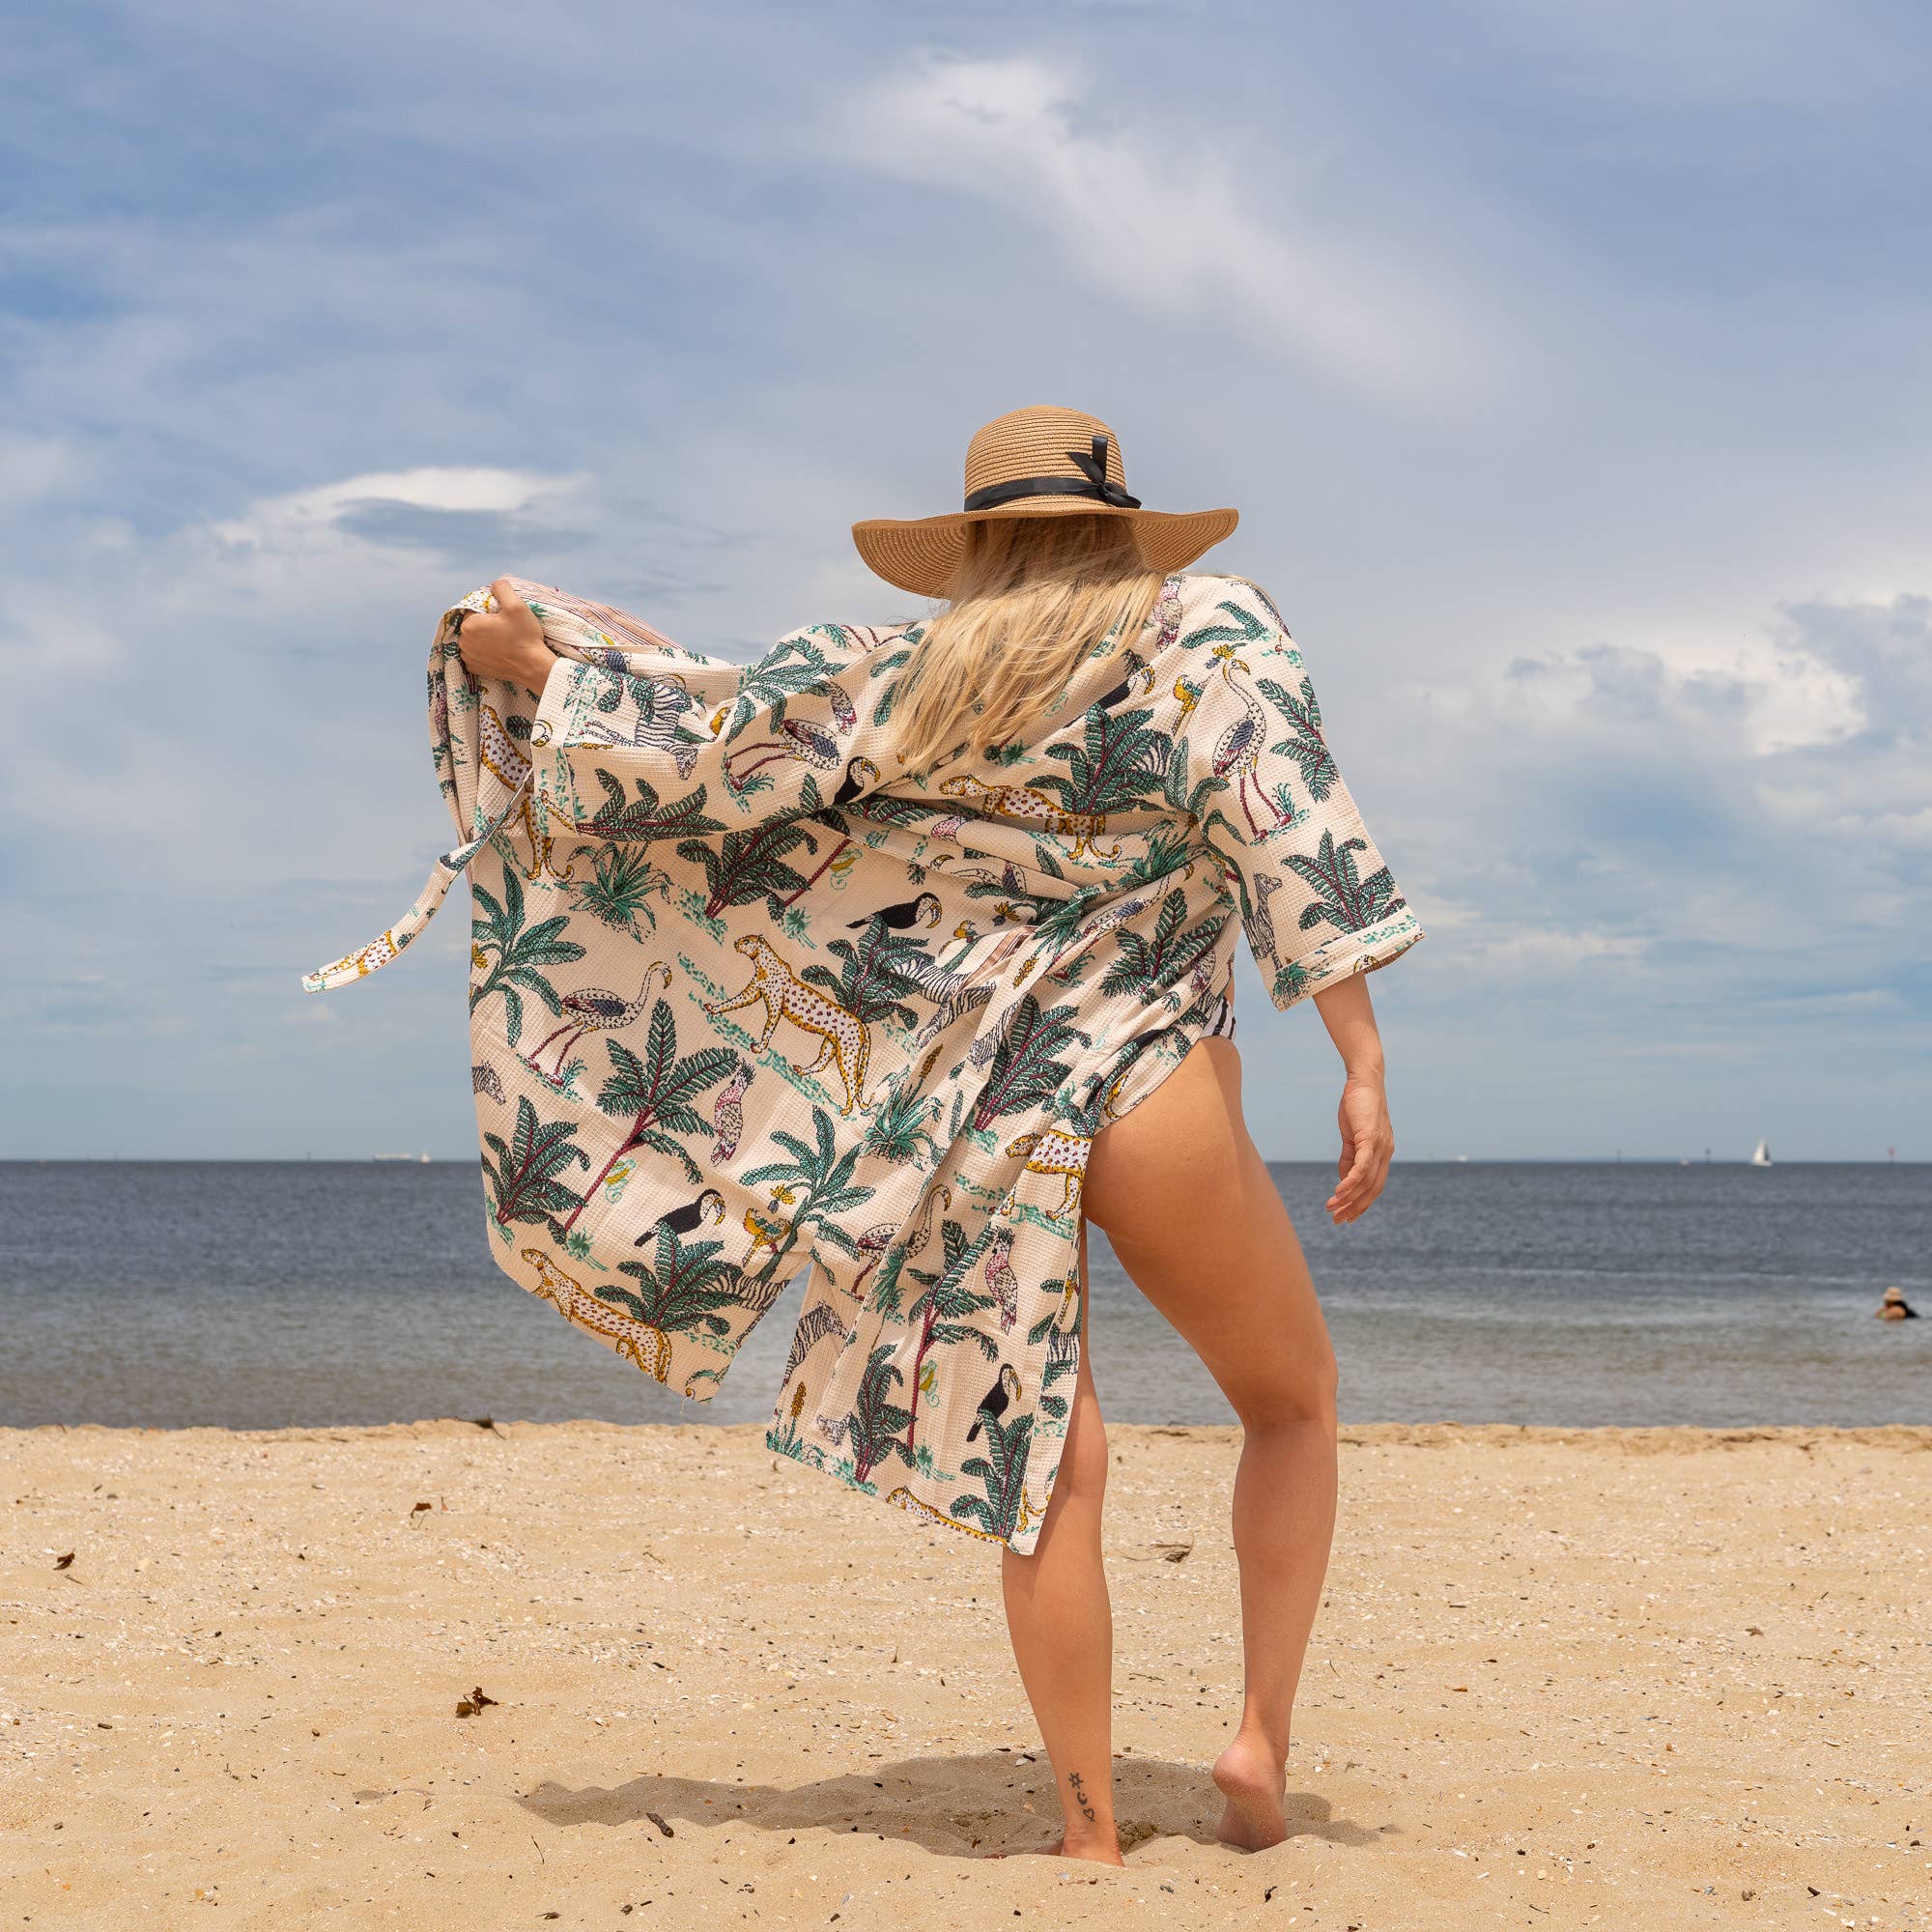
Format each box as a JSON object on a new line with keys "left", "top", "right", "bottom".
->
{"left": 1065, "top": 1768, "right": 1097, "bottom": 1824}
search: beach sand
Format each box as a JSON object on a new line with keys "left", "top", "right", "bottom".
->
{"left": 3, "top": 1420, "right": 1927, "bottom": 1930}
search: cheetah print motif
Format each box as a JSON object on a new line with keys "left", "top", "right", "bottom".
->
{"left": 478, "top": 704, "right": 573, "bottom": 883}
{"left": 522, "top": 1246, "right": 675, "bottom": 1386}
{"left": 1002, "top": 1128, "right": 1094, "bottom": 1219}
{"left": 313, "top": 928, "right": 407, "bottom": 980}
{"left": 938, "top": 773, "right": 1120, "bottom": 860}
{"left": 703, "top": 933, "right": 874, "bottom": 1117}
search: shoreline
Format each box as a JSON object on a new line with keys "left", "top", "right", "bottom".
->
{"left": 8, "top": 1416, "right": 1931, "bottom": 1446}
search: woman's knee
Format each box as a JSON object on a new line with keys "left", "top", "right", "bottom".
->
{"left": 1231, "top": 1338, "right": 1338, "bottom": 1436}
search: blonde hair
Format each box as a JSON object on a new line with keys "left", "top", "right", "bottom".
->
{"left": 891, "top": 515, "right": 1168, "bottom": 773}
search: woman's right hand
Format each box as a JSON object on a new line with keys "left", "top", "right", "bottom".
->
{"left": 1328, "top": 1071, "right": 1394, "bottom": 1225}
{"left": 456, "top": 578, "right": 557, "bottom": 696}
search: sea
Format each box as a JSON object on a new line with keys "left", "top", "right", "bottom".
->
{"left": 2, "top": 1160, "right": 1925, "bottom": 1431}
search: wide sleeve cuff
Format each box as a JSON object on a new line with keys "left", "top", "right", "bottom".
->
{"left": 1262, "top": 905, "right": 1425, "bottom": 1010}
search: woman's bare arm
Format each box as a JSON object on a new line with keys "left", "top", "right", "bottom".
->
{"left": 1310, "top": 974, "right": 1393, "bottom": 1225}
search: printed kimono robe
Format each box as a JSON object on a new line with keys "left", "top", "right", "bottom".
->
{"left": 304, "top": 569, "right": 1423, "bottom": 1554}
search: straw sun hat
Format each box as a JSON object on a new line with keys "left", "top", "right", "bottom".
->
{"left": 851, "top": 405, "right": 1239, "bottom": 599}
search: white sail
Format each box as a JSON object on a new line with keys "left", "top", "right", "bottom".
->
{"left": 1749, "top": 1138, "right": 1773, "bottom": 1167}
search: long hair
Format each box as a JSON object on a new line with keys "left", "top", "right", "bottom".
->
{"left": 890, "top": 515, "right": 1168, "bottom": 774}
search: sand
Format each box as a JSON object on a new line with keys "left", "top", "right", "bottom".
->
{"left": 3, "top": 1420, "right": 1928, "bottom": 1930}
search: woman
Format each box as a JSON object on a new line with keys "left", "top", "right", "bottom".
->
{"left": 338, "top": 405, "right": 1421, "bottom": 1865}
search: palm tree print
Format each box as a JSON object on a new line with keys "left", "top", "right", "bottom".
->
{"left": 801, "top": 918, "right": 931, "bottom": 1031}
{"left": 739, "top": 1106, "right": 875, "bottom": 1297}
{"left": 1099, "top": 886, "right": 1228, "bottom": 1000}
{"left": 469, "top": 870, "right": 585, "bottom": 1047}
{"left": 847, "top": 1343, "right": 916, "bottom": 1487}
{"left": 902, "top": 1218, "right": 999, "bottom": 1463}
{"left": 713, "top": 632, "right": 849, "bottom": 748}
{"left": 1289, "top": 829, "right": 1407, "bottom": 935}
{"left": 679, "top": 819, "right": 828, "bottom": 921}
{"left": 606, "top": 1221, "right": 744, "bottom": 1343}
{"left": 972, "top": 994, "right": 1091, "bottom": 1133}
{"left": 953, "top": 1408, "right": 1033, "bottom": 1540}
{"left": 482, "top": 1095, "right": 589, "bottom": 1232}
{"left": 1256, "top": 672, "right": 1338, "bottom": 802}
{"left": 574, "top": 844, "right": 669, "bottom": 935}
{"left": 572, "top": 765, "right": 725, "bottom": 845}
{"left": 862, "top": 1074, "right": 942, "bottom": 1167}
{"left": 564, "top": 1000, "right": 737, "bottom": 1227}
{"left": 1034, "top": 704, "right": 1177, "bottom": 820}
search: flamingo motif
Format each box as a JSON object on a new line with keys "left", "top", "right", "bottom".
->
{"left": 526, "top": 961, "right": 672, "bottom": 1078}
{"left": 850, "top": 1185, "right": 952, "bottom": 1298}
{"left": 1180, "top": 655, "right": 1292, "bottom": 838}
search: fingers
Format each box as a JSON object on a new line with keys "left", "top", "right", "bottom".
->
{"left": 1325, "top": 1139, "right": 1376, "bottom": 1223}
{"left": 1326, "top": 1127, "right": 1393, "bottom": 1224}
{"left": 455, "top": 579, "right": 545, "bottom": 685}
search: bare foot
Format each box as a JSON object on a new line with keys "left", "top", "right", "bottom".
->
{"left": 1212, "top": 1734, "right": 1289, "bottom": 1850}
{"left": 985, "top": 1833, "right": 1125, "bottom": 1864}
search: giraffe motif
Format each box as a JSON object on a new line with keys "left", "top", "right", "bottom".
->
{"left": 525, "top": 961, "right": 672, "bottom": 1079}
{"left": 479, "top": 703, "right": 575, "bottom": 881}
{"left": 703, "top": 933, "right": 875, "bottom": 1116}
{"left": 710, "top": 1061, "right": 753, "bottom": 1164}
{"left": 938, "top": 774, "right": 1120, "bottom": 860}
{"left": 521, "top": 1247, "right": 671, "bottom": 1383}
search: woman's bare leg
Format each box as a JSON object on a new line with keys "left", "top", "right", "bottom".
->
{"left": 1082, "top": 1036, "right": 1340, "bottom": 1851}
{"left": 997, "top": 1256, "right": 1123, "bottom": 1863}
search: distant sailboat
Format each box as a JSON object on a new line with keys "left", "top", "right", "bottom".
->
{"left": 1749, "top": 1138, "right": 1773, "bottom": 1168}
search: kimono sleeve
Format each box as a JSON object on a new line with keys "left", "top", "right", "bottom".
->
{"left": 1182, "top": 579, "right": 1424, "bottom": 1010}
{"left": 528, "top": 615, "right": 893, "bottom": 847}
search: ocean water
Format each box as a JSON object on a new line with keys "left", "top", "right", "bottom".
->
{"left": 1, "top": 1160, "right": 1925, "bottom": 1431}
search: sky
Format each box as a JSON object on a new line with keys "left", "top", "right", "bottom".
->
{"left": 4, "top": 0, "right": 1929, "bottom": 1162}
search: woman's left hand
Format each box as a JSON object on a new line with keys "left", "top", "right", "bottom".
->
{"left": 456, "top": 578, "right": 557, "bottom": 695}
{"left": 1327, "top": 1072, "right": 1394, "bottom": 1225}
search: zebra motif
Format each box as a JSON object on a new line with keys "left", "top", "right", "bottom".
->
{"left": 577, "top": 669, "right": 708, "bottom": 780}
{"left": 781, "top": 1299, "right": 848, "bottom": 1383}
{"left": 905, "top": 928, "right": 1027, "bottom": 1048}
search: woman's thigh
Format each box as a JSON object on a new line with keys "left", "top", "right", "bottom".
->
{"left": 1082, "top": 1037, "right": 1336, "bottom": 1427}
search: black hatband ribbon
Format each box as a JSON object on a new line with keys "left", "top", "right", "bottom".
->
{"left": 962, "top": 432, "right": 1143, "bottom": 513}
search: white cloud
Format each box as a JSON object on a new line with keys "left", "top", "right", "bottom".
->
{"left": 1492, "top": 626, "right": 1865, "bottom": 758}
{"left": 845, "top": 53, "right": 1489, "bottom": 406}
{"left": 207, "top": 466, "right": 586, "bottom": 553}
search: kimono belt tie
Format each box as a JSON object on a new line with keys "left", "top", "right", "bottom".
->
{"left": 301, "top": 772, "right": 535, "bottom": 994}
